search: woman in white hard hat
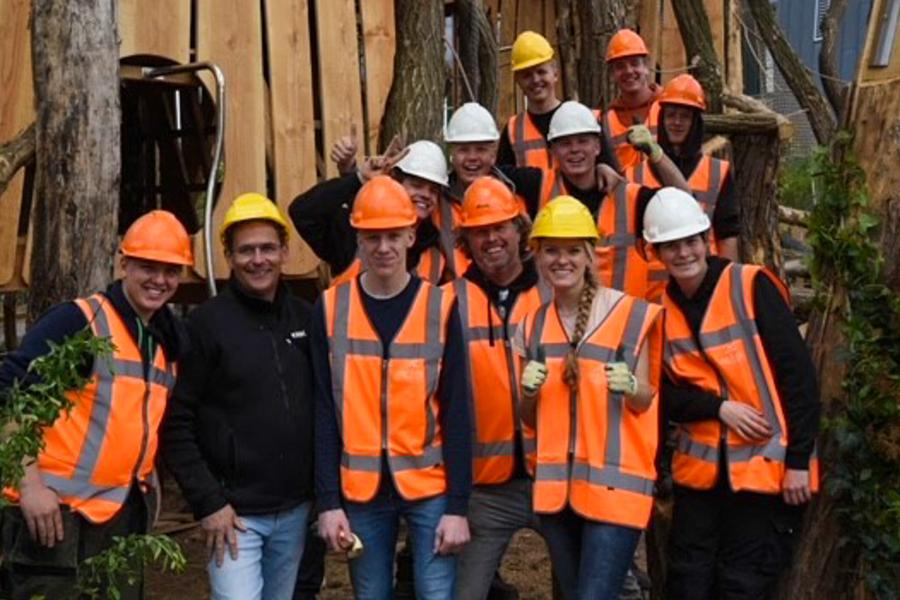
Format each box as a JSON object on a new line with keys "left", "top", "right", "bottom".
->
{"left": 643, "top": 187, "right": 820, "bottom": 599}
{"left": 514, "top": 196, "right": 664, "bottom": 599}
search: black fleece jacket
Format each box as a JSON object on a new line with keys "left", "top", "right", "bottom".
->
{"left": 161, "top": 278, "right": 315, "bottom": 519}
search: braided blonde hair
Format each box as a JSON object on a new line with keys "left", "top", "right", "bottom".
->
{"left": 562, "top": 263, "right": 597, "bottom": 391}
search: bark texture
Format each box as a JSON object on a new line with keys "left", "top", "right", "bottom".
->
{"left": 456, "top": 0, "right": 498, "bottom": 114}
{"left": 0, "top": 123, "right": 35, "bottom": 197}
{"left": 818, "top": 0, "right": 848, "bottom": 118}
{"left": 29, "top": 0, "right": 120, "bottom": 320}
{"left": 670, "top": 0, "right": 724, "bottom": 113}
{"left": 746, "top": 0, "right": 836, "bottom": 144}
{"left": 380, "top": 0, "right": 445, "bottom": 149}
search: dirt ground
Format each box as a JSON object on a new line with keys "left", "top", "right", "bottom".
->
{"left": 145, "top": 525, "right": 553, "bottom": 599}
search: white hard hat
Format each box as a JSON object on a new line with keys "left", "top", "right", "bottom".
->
{"left": 643, "top": 187, "right": 711, "bottom": 244}
{"left": 394, "top": 140, "right": 449, "bottom": 187}
{"left": 444, "top": 102, "right": 500, "bottom": 143}
{"left": 547, "top": 101, "right": 601, "bottom": 142}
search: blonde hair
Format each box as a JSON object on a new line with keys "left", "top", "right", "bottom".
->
{"left": 562, "top": 243, "right": 597, "bottom": 391}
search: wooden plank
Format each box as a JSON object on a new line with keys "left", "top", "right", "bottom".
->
{"left": 543, "top": 0, "right": 557, "bottom": 47}
{"left": 265, "top": 0, "right": 319, "bottom": 276}
{"left": 725, "top": 0, "right": 743, "bottom": 93}
{"left": 706, "top": 0, "right": 726, "bottom": 71}
{"left": 315, "top": 0, "right": 365, "bottom": 179}
{"left": 118, "top": 0, "right": 191, "bottom": 61}
{"left": 0, "top": 0, "right": 33, "bottom": 288}
{"left": 360, "top": 0, "right": 396, "bottom": 154}
{"left": 195, "top": 0, "right": 267, "bottom": 278}
{"left": 659, "top": 0, "right": 686, "bottom": 83}
{"left": 639, "top": 0, "right": 663, "bottom": 64}
{"left": 497, "top": 0, "right": 519, "bottom": 123}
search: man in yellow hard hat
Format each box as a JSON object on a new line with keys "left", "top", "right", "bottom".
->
{"left": 497, "top": 31, "right": 563, "bottom": 169}
{"left": 0, "top": 211, "right": 192, "bottom": 600}
{"left": 161, "top": 194, "right": 316, "bottom": 599}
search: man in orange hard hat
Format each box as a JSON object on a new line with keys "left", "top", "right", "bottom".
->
{"left": 0, "top": 211, "right": 193, "bottom": 600}
{"left": 312, "top": 176, "right": 472, "bottom": 599}
{"left": 602, "top": 29, "right": 663, "bottom": 173}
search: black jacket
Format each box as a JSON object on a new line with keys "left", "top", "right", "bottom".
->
{"left": 161, "top": 278, "right": 315, "bottom": 519}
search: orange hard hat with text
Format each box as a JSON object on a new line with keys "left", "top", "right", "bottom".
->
{"left": 350, "top": 175, "right": 417, "bottom": 230}
{"left": 605, "top": 29, "right": 649, "bottom": 63}
{"left": 120, "top": 210, "right": 193, "bottom": 265}
{"left": 460, "top": 176, "right": 520, "bottom": 228}
{"left": 659, "top": 74, "right": 707, "bottom": 111}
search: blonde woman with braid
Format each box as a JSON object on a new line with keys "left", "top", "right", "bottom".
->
{"left": 513, "top": 196, "right": 664, "bottom": 599}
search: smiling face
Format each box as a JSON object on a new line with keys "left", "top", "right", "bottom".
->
{"left": 225, "top": 220, "right": 287, "bottom": 301}
{"left": 120, "top": 257, "right": 182, "bottom": 322}
{"left": 551, "top": 134, "right": 601, "bottom": 182}
{"left": 400, "top": 175, "right": 441, "bottom": 220}
{"left": 655, "top": 233, "right": 709, "bottom": 288}
{"left": 535, "top": 238, "right": 593, "bottom": 294}
{"left": 514, "top": 61, "right": 559, "bottom": 108}
{"left": 610, "top": 55, "right": 650, "bottom": 96}
{"left": 662, "top": 104, "right": 696, "bottom": 147}
{"left": 356, "top": 227, "right": 415, "bottom": 279}
{"left": 466, "top": 219, "right": 523, "bottom": 284}
{"left": 450, "top": 142, "right": 498, "bottom": 187}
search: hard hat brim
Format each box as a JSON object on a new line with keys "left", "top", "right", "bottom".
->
{"left": 350, "top": 217, "right": 417, "bottom": 230}
{"left": 121, "top": 248, "right": 194, "bottom": 266}
{"left": 643, "top": 222, "right": 711, "bottom": 245}
{"left": 512, "top": 55, "right": 554, "bottom": 72}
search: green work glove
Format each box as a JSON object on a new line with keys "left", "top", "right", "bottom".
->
{"left": 626, "top": 124, "right": 663, "bottom": 162}
{"left": 606, "top": 362, "right": 639, "bottom": 396}
{"left": 522, "top": 360, "right": 548, "bottom": 395}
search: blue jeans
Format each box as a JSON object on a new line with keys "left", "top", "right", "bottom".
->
{"left": 345, "top": 484, "right": 457, "bottom": 600}
{"left": 539, "top": 508, "right": 642, "bottom": 600}
{"left": 207, "top": 502, "right": 312, "bottom": 600}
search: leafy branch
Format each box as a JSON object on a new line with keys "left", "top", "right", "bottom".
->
{"left": 78, "top": 533, "right": 186, "bottom": 600}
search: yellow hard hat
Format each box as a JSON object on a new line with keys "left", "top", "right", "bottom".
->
{"left": 530, "top": 196, "right": 599, "bottom": 243}
{"left": 220, "top": 193, "right": 290, "bottom": 244}
{"left": 511, "top": 31, "right": 554, "bottom": 72}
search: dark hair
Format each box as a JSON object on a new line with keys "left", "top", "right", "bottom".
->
{"left": 224, "top": 219, "right": 288, "bottom": 253}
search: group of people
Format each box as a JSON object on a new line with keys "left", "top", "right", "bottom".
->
{"left": 0, "top": 26, "right": 819, "bottom": 600}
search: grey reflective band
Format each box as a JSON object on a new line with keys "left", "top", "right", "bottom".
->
{"left": 601, "top": 184, "right": 631, "bottom": 291}
{"left": 420, "top": 247, "right": 443, "bottom": 283}
{"left": 41, "top": 473, "right": 131, "bottom": 504}
{"left": 633, "top": 162, "right": 646, "bottom": 184}
{"left": 111, "top": 359, "right": 175, "bottom": 389}
{"left": 526, "top": 303, "right": 550, "bottom": 361}
{"left": 342, "top": 444, "right": 443, "bottom": 473}
{"left": 534, "top": 462, "right": 568, "bottom": 481}
{"left": 692, "top": 157, "right": 721, "bottom": 217}
{"left": 676, "top": 433, "right": 718, "bottom": 463}
{"left": 601, "top": 112, "right": 624, "bottom": 173}
{"left": 513, "top": 113, "right": 549, "bottom": 166}
{"left": 522, "top": 437, "right": 536, "bottom": 455}
{"left": 665, "top": 322, "right": 751, "bottom": 359}
{"left": 329, "top": 281, "right": 446, "bottom": 470}
{"left": 454, "top": 279, "right": 481, "bottom": 447}
{"left": 439, "top": 197, "right": 457, "bottom": 276}
{"left": 474, "top": 440, "right": 517, "bottom": 458}
{"left": 571, "top": 462, "right": 655, "bottom": 495}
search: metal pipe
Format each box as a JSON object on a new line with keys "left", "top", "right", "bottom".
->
{"left": 145, "top": 62, "right": 226, "bottom": 297}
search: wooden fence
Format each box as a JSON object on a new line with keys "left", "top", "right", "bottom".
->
{"left": 0, "top": 0, "right": 740, "bottom": 290}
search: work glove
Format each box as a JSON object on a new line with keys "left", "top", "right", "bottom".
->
{"left": 606, "top": 362, "right": 639, "bottom": 396}
{"left": 521, "top": 360, "right": 548, "bottom": 395}
{"left": 626, "top": 124, "right": 663, "bottom": 163}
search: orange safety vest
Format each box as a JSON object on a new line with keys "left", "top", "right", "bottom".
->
{"left": 331, "top": 246, "right": 446, "bottom": 287}
{"left": 602, "top": 102, "right": 660, "bottom": 173}
{"left": 627, "top": 155, "right": 730, "bottom": 254}
{"left": 432, "top": 195, "right": 471, "bottom": 279}
{"left": 539, "top": 175, "right": 660, "bottom": 302}
{"left": 4, "top": 294, "right": 176, "bottom": 523}
{"left": 448, "top": 277, "right": 550, "bottom": 485}
{"left": 507, "top": 111, "right": 553, "bottom": 170}
{"left": 663, "top": 263, "right": 820, "bottom": 494}
{"left": 523, "top": 294, "right": 663, "bottom": 528}
{"left": 322, "top": 278, "right": 453, "bottom": 502}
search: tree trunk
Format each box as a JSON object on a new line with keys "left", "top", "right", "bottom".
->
{"left": 554, "top": 0, "right": 580, "bottom": 101}
{"left": 574, "top": 0, "right": 630, "bottom": 108}
{"left": 380, "top": 0, "right": 445, "bottom": 150}
{"left": 29, "top": 1, "right": 121, "bottom": 321}
{"left": 456, "top": 0, "right": 498, "bottom": 114}
{"left": 0, "top": 123, "right": 35, "bottom": 196}
{"left": 818, "top": 0, "right": 848, "bottom": 119}
{"left": 670, "top": 0, "right": 724, "bottom": 113}
{"left": 746, "top": 0, "right": 836, "bottom": 144}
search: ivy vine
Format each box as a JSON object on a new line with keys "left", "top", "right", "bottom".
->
{"left": 806, "top": 132, "right": 900, "bottom": 597}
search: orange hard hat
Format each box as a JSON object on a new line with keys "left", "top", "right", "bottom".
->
{"left": 120, "top": 210, "right": 193, "bottom": 265}
{"left": 659, "top": 74, "right": 707, "bottom": 111}
{"left": 460, "top": 176, "right": 520, "bottom": 228}
{"left": 605, "top": 29, "right": 649, "bottom": 63}
{"left": 350, "top": 175, "right": 417, "bottom": 230}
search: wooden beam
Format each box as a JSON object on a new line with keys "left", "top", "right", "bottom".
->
{"left": 360, "top": 0, "right": 396, "bottom": 154}
{"left": 118, "top": 0, "right": 190, "bottom": 61}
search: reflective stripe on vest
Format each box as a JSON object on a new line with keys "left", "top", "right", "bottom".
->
{"left": 602, "top": 102, "right": 660, "bottom": 173}
{"left": 663, "top": 263, "right": 818, "bottom": 493}
{"left": 539, "top": 170, "right": 568, "bottom": 208}
{"left": 452, "top": 278, "right": 550, "bottom": 484}
{"left": 433, "top": 195, "right": 470, "bottom": 279}
{"left": 509, "top": 112, "right": 552, "bottom": 169}
{"left": 324, "top": 279, "right": 450, "bottom": 502}
{"left": 525, "top": 294, "right": 663, "bottom": 528}
{"left": 596, "top": 183, "right": 658, "bottom": 300}
{"left": 4, "top": 294, "right": 175, "bottom": 523}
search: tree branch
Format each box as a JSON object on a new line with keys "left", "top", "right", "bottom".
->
{"left": 746, "top": 0, "right": 836, "bottom": 144}
{"left": 0, "top": 123, "right": 35, "bottom": 196}
{"left": 670, "top": 0, "right": 725, "bottom": 113}
{"left": 819, "top": 0, "right": 848, "bottom": 118}
{"left": 554, "top": 0, "right": 579, "bottom": 101}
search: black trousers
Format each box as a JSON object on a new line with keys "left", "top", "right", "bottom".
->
{"left": 0, "top": 483, "right": 150, "bottom": 600}
{"left": 665, "top": 480, "right": 804, "bottom": 600}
